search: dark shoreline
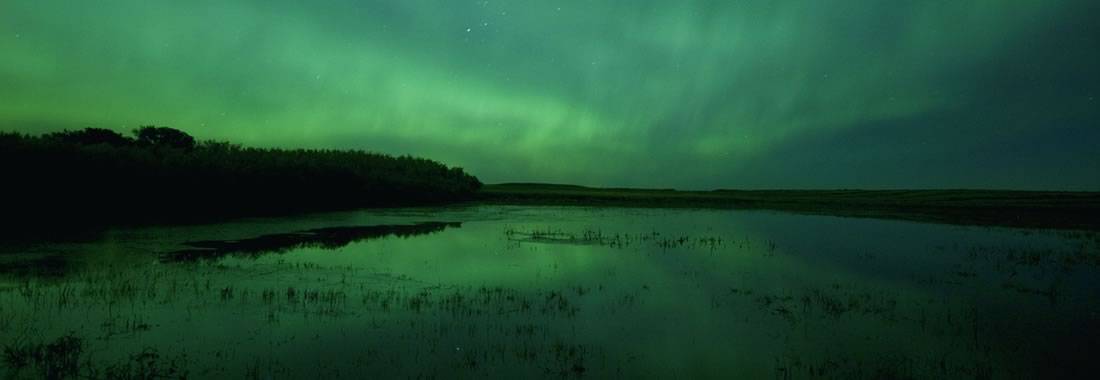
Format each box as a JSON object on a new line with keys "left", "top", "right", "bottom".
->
{"left": 5, "top": 183, "right": 1099, "bottom": 243}
{"left": 477, "top": 183, "right": 1100, "bottom": 231}
{"left": 1, "top": 128, "right": 482, "bottom": 240}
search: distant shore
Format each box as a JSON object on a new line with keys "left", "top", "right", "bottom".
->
{"left": 4, "top": 127, "right": 1098, "bottom": 236}
{"left": 477, "top": 183, "right": 1100, "bottom": 231}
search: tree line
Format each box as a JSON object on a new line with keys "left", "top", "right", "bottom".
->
{"left": 1, "top": 127, "right": 481, "bottom": 228}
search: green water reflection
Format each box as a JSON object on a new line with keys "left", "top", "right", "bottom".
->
{"left": 1, "top": 206, "right": 1098, "bottom": 378}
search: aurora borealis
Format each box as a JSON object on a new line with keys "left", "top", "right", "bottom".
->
{"left": 2, "top": 1, "right": 1098, "bottom": 189}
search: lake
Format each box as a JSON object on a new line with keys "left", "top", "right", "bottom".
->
{"left": 1, "top": 206, "right": 1098, "bottom": 379}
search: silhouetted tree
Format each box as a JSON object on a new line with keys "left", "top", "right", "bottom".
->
{"left": 133, "top": 126, "right": 196, "bottom": 150}
{"left": 47, "top": 128, "right": 133, "bottom": 146}
{"left": 1, "top": 127, "right": 482, "bottom": 228}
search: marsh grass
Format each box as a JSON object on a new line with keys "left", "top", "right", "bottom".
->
{"left": 164, "top": 222, "right": 462, "bottom": 262}
{"left": 2, "top": 333, "right": 82, "bottom": 379}
{"left": 1, "top": 210, "right": 1098, "bottom": 378}
{"left": 504, "top": 227, "right": 727, "bottom": 251}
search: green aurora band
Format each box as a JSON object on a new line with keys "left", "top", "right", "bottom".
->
{"left": 2, "top": 1, "right": 1098, "bottom": 189}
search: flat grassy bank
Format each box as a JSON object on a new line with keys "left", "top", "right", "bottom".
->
{"left": 478, "top": 183, "right": 1100, "bottom": 230}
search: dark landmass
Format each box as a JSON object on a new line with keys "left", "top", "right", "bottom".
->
{"left": 1, "top": 128, "right": 480, "bottom": 234}
{"left": 478, "top": 183, "right": 1100, "bottom": 231}
{"left": 164, "top": 221, "right": 461, "bottom": 262}
{"left": 4, "top": 127, "right": 1098, "bottom": 237}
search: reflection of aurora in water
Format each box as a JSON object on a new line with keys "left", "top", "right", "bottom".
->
{"left": 1, "top": 206, "right": 1099, "bottom": 378}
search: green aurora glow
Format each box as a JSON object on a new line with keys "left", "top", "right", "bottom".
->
{"left": 2, "top": 1, "right": 1098, "bottom": 189}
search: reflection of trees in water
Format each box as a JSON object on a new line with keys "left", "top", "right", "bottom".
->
{"left": 164, "top": 222, "right": 462, "bottom": 262}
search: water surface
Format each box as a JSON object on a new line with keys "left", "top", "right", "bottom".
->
{"left": 1, "top": 206, "right": 1098, "bottom": 378}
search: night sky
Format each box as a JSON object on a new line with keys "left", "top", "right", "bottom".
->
{"left": 2, "top": 1, "right": 1098, "bottom": 190}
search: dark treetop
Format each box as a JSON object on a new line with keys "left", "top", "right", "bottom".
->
{"left": 2, "top": 127, "right": 481, "bottom": 230}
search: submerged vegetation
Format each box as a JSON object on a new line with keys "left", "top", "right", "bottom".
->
{"left": 504, "top": 227, "right": 728, "bottom": 250}
{"left": 1, "top": 127, "right": 481, "bottom": 230}
{"left": 2, "top": 333, "right": 189, "bottom": 379}
{"left": 165, "top": 222, "right": 462, "bottom": 262}
{"left": 2, "top": 206, "right": 1099, "bottom": 377}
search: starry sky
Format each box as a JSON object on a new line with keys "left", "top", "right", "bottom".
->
{"left": 2, "top": 1, "right": 1098, "bottom": 190}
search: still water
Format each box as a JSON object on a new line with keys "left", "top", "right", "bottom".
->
{"left": 1, "top": 206, "right": 1098, "bottom": 378}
